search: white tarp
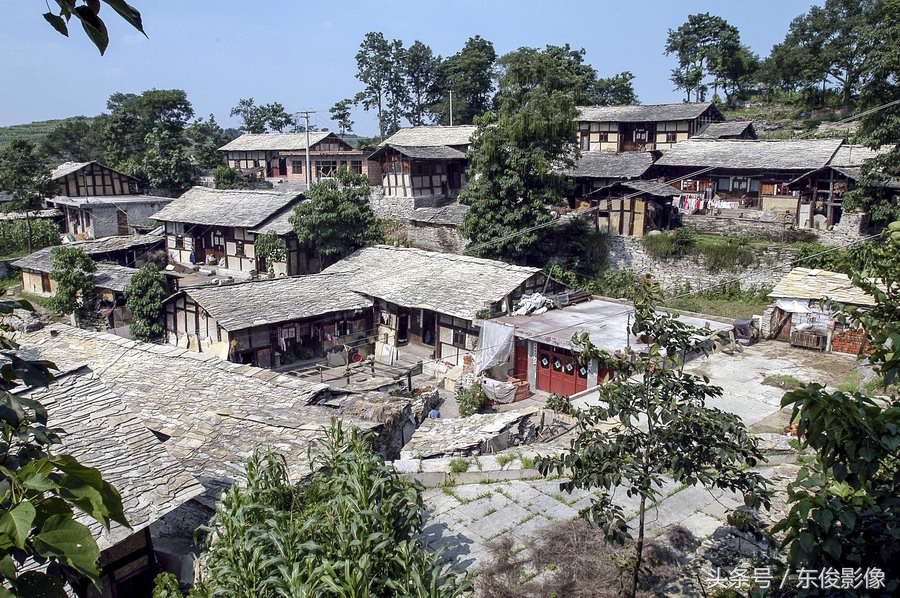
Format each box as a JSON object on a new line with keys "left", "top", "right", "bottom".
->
{"left": 774, "top": 298, "right": 814, "bottom": 314}
{"left": 474, "top": 320, "right": 516, "bottom": 375}
{"left": 480, "top": 378, "right": 517, "bottom": 404}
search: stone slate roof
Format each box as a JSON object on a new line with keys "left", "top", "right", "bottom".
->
{"left": 694, "top": 121, "right": 756, "bottom": 139}
{"left": 321, "top": 246, "right": 541, "bottom": 320}
{"left": 93, "top": 264, "right": 139, "bottom": 292}
{"left": 379, "top": 125, "right": 477, "bottom": 148}
{"left": 20, "top": 371, "right": 205, "bottom": 551}
{"left": 22, "top": 325, "right": 378, "bottom": 505}
{"left": 150, "top": 187, "right": 302, "bottom": 228}
{"left": 375, "top": 144, "right": 467, "bottom": 160}
{"left": 0, "top": 208, "right": 62, "bottom": 221}
{"left": 178, "top": 274, "right": 372, "bottom": 331}
{"left": 249, "top": 207, "right": 296, "bottom": 235}
{"left": 577, "top": 102, "right": 721, "bottom": 123}
{"left": 654, "top": 138, "right": 844, "bottom": 171}
{"left": 219, "top": 131, "right": 340, "bottom": 152}
{"left": 827, "top": 144, "right": 886, "bottom": 167}
{"left": 769, "top": 267, "right": 875, "bottom": 306}
{"left": 11, "top": 235, "right": 164, "bottom": 272}
{"left": 607, "top": 179, "right": 681, "bottom": 197}
{"left": 51, "top": 194, "right": 169, "bottom": 207}
{"left": 564, "top": 151, "right": 655, "bottom": 178}
{"left": 410, "top": 204, "right": 469, "bottom": 226}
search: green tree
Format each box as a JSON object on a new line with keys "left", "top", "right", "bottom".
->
{"left": 47, "top": 246, "right": 96, "bottom": 316}
{"left": 403, "top": 40, "right": 442, "bottom": 126}
{"left": 459, "top": 45, "right": 581, "bottom": 265}
{"left": 765, "top": 0, "right": 879, "bottom": 114}
{"left": 212, "top": 165, "right": 249, "bottom": 190}
{"left": 353, "top": 32, "right": 407, "bottom": 138}
{"left": 194, "top": 422, "right": 467, "bottom": 598}
{"left": 432, "top": 36, "right": 497, "bottom": 125}
{"left": 593, "top": 71, "right": 639, "bottom": 106}
{"left": 253, "top": 230, "right": 287, "bottom": 278}
{"left": 134, "top": 127, "right": 194, "bottom": 193}
{"left": 289, "top": 167, "right": 382, "bottom": 261}
{"left": 664, "top": 13, "right": 742, "bottom": 102}
{"left": 101, "top": 89, "right": 194, "bottom": 169}
{"left": 537, "top": 282, "right": 771, "bottom": 598}
{"left": 328, "top": 99, "right": 355, "bottom": 136}
{"left": 40, "top": 116, "right": 107, "bottom": 163}
{"left": 186, "top": 115, "right": 234, "bottom": 169}
{"left": 229, "top": 98, "right": 296, "bottom": 134}
{"left": 41, "top": 0, "right": 145, "bottom": 55}
{"left": 124, "top": 263, "right": 167, "bottom": 342}
{"left": 842, "top": 0, "right": 900, "bottom": 223}
{"left": 0, "top": 294, "right": 128, "bottom": 595}
{"left": 773, "top": 225, "right": 900, "bottom": 596}
{"left": 0, "top": 139, "right": 59, "bottom": 254}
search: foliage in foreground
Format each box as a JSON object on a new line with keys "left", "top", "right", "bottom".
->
{"left": 773, "top": 224, "right": 900, "bottom": 596}
{"left": 537, "top": 280, "right": 771, "bottom": 598}
{"left": 193, "top": 421, "right": 468, "bottom": 598}
{"left": 46, "top": 247, "right": 95, "bottom": 316}
{"left": 0, "top": 294, "right": 128, "bottom": 596}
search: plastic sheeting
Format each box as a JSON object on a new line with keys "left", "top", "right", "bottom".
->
{"left": 774, "top": 298, "right": 814, "bottom": 314}
{"left": 480, "top": 378, "right": 517, "bottom": 404}
{"left": 474, "top": 320, "right": 515, "bottom": 375}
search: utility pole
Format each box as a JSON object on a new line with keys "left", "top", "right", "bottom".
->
{"left": 449, "top": 91, "right": 453, "bottom": 127}
{"left": 296, "top": 110, "right": 316, "bottom": 187}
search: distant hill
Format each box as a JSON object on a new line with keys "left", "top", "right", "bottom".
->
{"left": 0, "top": 117, "right": 93, "bottom": 147}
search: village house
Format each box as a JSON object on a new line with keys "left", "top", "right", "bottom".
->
{"left": 162, "top": 273, "right": 373, "bottom": 368}
{"left": 46, "top": 161, "right": 172, "bottom": 239}
{"left": 495, "top": 298, "right": 732, "bottom": 396}
{"left": 321, "top": 246, "right": 556, "bottom": 366}
{"left": 369, "top": 125, "right": 477, "bottom": 204}
{"left": 766, "top": 267, "right": 875, "bottom": 355}
{"left": 693, "top": 121, "right": 757, "bottom": 140}
{"left": 576, "top": 102, "right": 725, "bottom": 153}
{"left": 23, "top": 324, "right": 409, "bottom": 592}
{"left": 150, "top": 187, "right": 306, "bottom": 278}
{"left": 218, "top": 131, "right": 376, "bottom": 185}
{"left": 650, "top": 138, "right": 846, "bottom": 218}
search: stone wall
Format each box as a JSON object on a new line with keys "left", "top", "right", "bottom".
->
{"left": 681, "top": 212, "right": 869, "bottom": 247}
{"left": 406, "top": 222, "right": 468, "bottom": 254}
{"left": 606, "top": 235, "right": 797, "bottom": 292}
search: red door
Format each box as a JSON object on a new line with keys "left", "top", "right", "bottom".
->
{"left": 537, "top": 344, "right": 583, "bottom": 396}
{"left": 513, "top": 340, "right": 528, "bottom": 380}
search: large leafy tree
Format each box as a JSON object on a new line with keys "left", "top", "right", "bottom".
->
{"left": 186, "top": 115, "right": 234, "bottom": 169}
{"left": 459, "top": 45, "right": 581, "bottom": 265}
{"left": 102, "top": 89, "right": 194, "bottom": 168}
{"left": 403, "top": 40, "right": 442, "bottom": 126}
{"left": 40, "top": 0, "right": 145, "bottom": 55}
{"left": 537, "top": 281, "right": 771, "bottom": 598}
{"left": 432, "top": 36, "right": 497, "bottom": 125}
{"left": 289, "top": 167, "right": 382, "bottom": 262}
{"left": 0, "top": 295, "right": 128, "bottom": 595}
{"left": 0, "top": 140, "right": 59, "bottom": 254}
{"left": 47, "top": 246, "right": 96, "bottom": 316}
{"left": 229, "top": 98, "right": 296, "bottom": 134}
{"left": 842, "top": 0, "right": 900, "bottom": 223}
{"left": 773, "top": 224, "right": 900, "bottom": 596}
{"left": 40, "top": 117, "right": 107, "bottom": 163}
{"left": 765, "top": 0, "right": 879, "bottom": 114}
{"left": 353, "top": 32, "right": 407, "bottom": 138}
{"left": 664, "top": 13, "right": 742, "bottom": 102}
{"left": 124, "top": 263, "right": 168, "bottom": 342}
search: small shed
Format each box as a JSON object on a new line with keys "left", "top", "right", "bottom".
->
{"left": 767, "top": 267, "right": 875, "bottom": 354}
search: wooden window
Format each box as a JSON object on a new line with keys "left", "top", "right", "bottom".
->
{"left": 599, "top": 132, "right": 610, "bottom": 143}
{"left": 316, "top": 161, "right": 337, "bottom": 177}
{"left": 634, "top": 129, "right": 648, "bottom": 142}
{"left": 235, "top": 241, "right": 245, "bottom": 257}
{"left": 665, "top": 132, "right": 677, "bottom": 143}
{"left": 732, "top": 178, "right": 749, "bottom": 191}
{"left": 291, "top": 161, "right": 303, "bottom": 174}
{"left": 351, "top": 160, "right": 362, "bottom": 174}
{"left": 681, "top": 179, "right": 698, "bottom": 192}
{"left": 452, "top": 328, "right": 465, "bottom": 347}
{"left": 580, "top": 133, "right": 590, "bottom": 151}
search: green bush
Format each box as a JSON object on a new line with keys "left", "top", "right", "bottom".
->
{"left": 546, "top": 392, "right": 575, "bottom": 415}
{"left": 701, "top": 237, "right": 756, "bottom": 272}
{"left": 640, "top": 228, "right": 696, "bottom": 259}
{"left": 456, "top": 381, "right": 487, "bottom": 417}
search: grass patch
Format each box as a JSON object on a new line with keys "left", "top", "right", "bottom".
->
{"left": 449, "top": 457, "right": 469, "bottom": 474}
{"left": 520, "top": 455, "right": 535, "bottom": 470}
{"left": 497, "top": 453, "right": 515, "bottom": 469}
{"left": 763, "top": 374, "right": 806, "bottom": 390}
{"left": 663, "top": 281, "right": 772, "bottom": 319}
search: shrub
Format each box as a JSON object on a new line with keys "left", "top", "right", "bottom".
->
{"left": 701, "top": 237, "right": 756, "bottom": 272}
{"left": 457, "top": 381, "right": 487, "bottom": 417}
{"left": 449, "top": 457, "right": 469, "bottom": 474}
{"left": 546, "top": 392, "right": 575, "bottom": 415}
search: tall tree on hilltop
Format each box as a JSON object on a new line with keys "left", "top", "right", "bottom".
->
{"left": 0, "top": 139, "right": 58, "bottom": 253}
{"left": 432, "top": 36, "right": 497, "bottom": 125}
{"left": 459, "top": 45, "right": 581, "bottom": 265}
{"left": 186, "top": 114, "right": 235, "bottom": 170}
{"left": 41, "top": 116, "right": 107, "bottom": 163}
{"left": 664, "top": 13, "right": 742, "bottom": 102}
{"left": 764, "top": 0, "right": 879, "bottom": 114}
{"left": 230, "top": 98, "right": 296, "bottom": 134}
{"left": 354, "top": 32, "right": 407, "bottom": 138}
{"left": 403, "top": 40, "right": 442, "bottom": 126}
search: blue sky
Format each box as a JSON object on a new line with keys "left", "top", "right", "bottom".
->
{"left": 0, "top": 1, "right": 819, "bottom": 135}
